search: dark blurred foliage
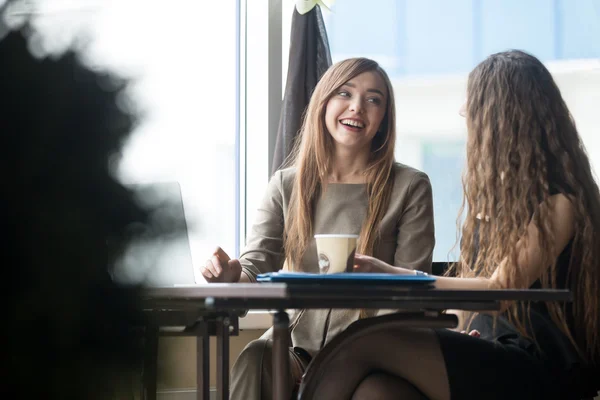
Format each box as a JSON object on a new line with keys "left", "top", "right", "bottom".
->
{"left": 0, "top": 9, "right": 179, "bottom": 399}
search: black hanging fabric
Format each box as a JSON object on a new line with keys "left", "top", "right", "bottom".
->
{"left": 271, "top": 5, "right": 332, "bottom": 174}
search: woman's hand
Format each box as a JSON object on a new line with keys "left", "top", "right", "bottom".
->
{"left": 353, "top": 253, "right": 415, "bottom": 274}
{"left": 460, "top": 329, "right": 481, "bottom": 338}
{"left": 200, "top": 247, "right": 242, "bottom": 283}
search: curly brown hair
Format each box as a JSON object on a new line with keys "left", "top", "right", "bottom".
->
{"left": 450, "top": 50, "right": 600, "bottom": 363}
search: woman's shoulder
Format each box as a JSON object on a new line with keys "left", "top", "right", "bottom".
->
{"left": 276, "top": 166, "right": 296, "bottom": 179}
{"left": 272, "top": 167, "right": 296, "bottom": 185}
{"left": 391, "top": 162, "right": 431, "bottom": 186}
{"left": 269, "top": 167, "right": 296, "bottom": 197}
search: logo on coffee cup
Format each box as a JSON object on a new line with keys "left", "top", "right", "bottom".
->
{"left": 318, "top": 253, "right": 330, "bottom": 273}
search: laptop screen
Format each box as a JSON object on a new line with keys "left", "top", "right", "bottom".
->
{"left": 112, "top": 182, "right": 196, "bottom": 286}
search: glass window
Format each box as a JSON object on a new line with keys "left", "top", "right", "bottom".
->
{"left": 421, "top": 140, "right": 465, "bottom": 261}
{"left": 12, "top": 0, "right": 240, "bottom": 279}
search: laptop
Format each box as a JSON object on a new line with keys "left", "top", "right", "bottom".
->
{"left": 112, "top": 181, "right": 197, "bottom": 287}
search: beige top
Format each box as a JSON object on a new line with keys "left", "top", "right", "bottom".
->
{"left": 239, "top": 163, "right": 435, "bottom": 356}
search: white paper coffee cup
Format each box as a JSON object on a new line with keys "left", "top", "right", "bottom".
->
{"left": 314, "top": 234, "right": 359, "bottom": 274}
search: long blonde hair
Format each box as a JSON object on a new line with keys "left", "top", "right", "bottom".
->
{"left": 283, "top": 58, "right": 397, "bottom": 270}
{"left": 449, "top": 50, "right": 600, "bottom": 363}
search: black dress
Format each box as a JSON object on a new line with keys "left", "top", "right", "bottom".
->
{"left": 434, "top": 191, "right": 599, "bottom": 400}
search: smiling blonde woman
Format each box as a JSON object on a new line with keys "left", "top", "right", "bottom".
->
{"left": 200, "top": 58, "right": 436, "bottom": 399}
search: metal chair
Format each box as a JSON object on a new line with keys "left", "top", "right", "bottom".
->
{"left": 298, "top": 312, "right": 458, "bottom": 399}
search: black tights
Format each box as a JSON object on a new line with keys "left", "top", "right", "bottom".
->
{"left": 352, "top": 372, "right": 429, "bottom": 400}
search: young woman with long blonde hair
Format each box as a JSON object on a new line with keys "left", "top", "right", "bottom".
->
{"left": 200, "top": 57, "right": 436, "bottom": 399}
{"left": 298, "top": 50, "right": 600, "bottom": 400}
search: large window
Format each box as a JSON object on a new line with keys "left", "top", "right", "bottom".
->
{"left": 9, "top": 0, "right": 241, "bottom": 280}
{"left": 311, "top": 0, "right": 600, "bottom": 261}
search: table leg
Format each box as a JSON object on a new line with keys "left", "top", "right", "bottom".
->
{"left": 142, "top": 326, "right": 159, "bottom": 400}
{"left": 272, "top": 310, "right": 290, "bottom": 400}
{"left": 196, "top": 320, "right": 210, "bottom": 400}
{"left": 216, "top": 317, "right": 231, "bottom": 400}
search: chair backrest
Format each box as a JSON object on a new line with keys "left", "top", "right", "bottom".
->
{"left": 298, "top": 312, "right": 458, "bottom": 399}
{"left": 432, "top": 261, "right": 454, "bottom": 276}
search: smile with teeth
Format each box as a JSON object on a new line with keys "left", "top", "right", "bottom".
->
{"left": 340, "top": 119, "right": 365, "bottom": 129}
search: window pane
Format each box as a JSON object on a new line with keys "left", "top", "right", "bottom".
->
{"left": 19, "top": 0, "right": 239, "bottom": 281}
{"left": 422, "top": 141, "right": 465, "bottom": 262}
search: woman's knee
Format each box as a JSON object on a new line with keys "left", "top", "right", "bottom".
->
{"left": 230, "top": 338, "right": 274, "bottom": 399}
{"left": 235, "top": 338, "right": 272, "bottom": 367}
{"left": 352, "top": 372, "right": 427, "bottom": 400}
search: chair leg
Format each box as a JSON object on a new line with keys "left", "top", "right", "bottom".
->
{"left": 196, "top": 320, "right": 211, "bottom": 400}
{"left": 141, "top": 326, "right": 159, "bottom": 400}
{"left": 216, "top": 317, "right": 231, "bottom": 400}
{"left": 272, "top": 310, "right": 290, "bottom": 400}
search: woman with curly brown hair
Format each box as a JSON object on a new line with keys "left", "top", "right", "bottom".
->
{"left": 298, "top": 50, "right": 600, "bottom": 400}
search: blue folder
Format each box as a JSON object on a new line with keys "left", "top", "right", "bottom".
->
{"left": 256, "top": 272, "right": 436, "bottom": 285}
